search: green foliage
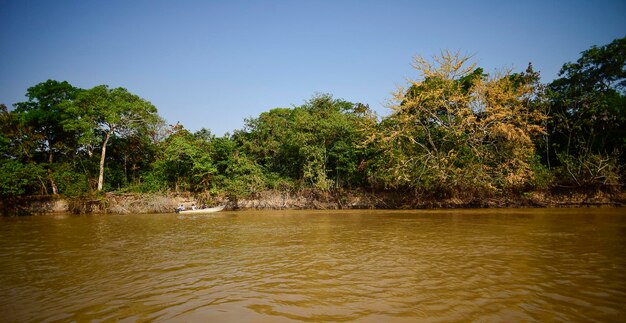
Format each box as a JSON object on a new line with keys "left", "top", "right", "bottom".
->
{"left": 13, "top": 80, "right": 81, "bottom": 164}
{"left": 123, "top": 171, "right": 168, "bottom": 193}
{"left": 0, "top": 160, "right": 46, "bottom": 197}
{"left": 10, "top": 80, "right": 82, "bottom": 195}
{"left": 2, "top": 38, "right": 624, "bottom": 201}
{"left": 547, "top": 36, "right": 625, "bottom": 187}
{"left": 555, "top": 152, "right": 621, "bottom": 187}
{"left": 221, "top": 152, "right": 267, "bottom": 198}
{"left": 150, "top": 127, "right": 217, "bottom": 193}
{"left": 106, "top": 132, "right": 159, "bottom": 187}
{"left": 63, "top": 85, "right": 162, "bottom": 191}
{"left": 235, "top": 93, "right": 374, "bottom": 191}
{"left": 52, "top": 163, "right": 90, "bottom": 196}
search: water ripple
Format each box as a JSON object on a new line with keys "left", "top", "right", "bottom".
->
{"left": 0, "top": 209, "right": 625, "bottom": 322}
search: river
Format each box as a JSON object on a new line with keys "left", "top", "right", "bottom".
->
{"left": 1, "top": 208, "right": 625, "bottom": 322}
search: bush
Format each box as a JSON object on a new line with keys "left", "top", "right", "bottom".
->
{"left": 0, "top": 160, "right": 46, "bottom": 197}
{"left": 52, "top": 163, "right": 90, "bottom": 196}
{"left": 556, "top": 152, "right": 621, "bottom": 187}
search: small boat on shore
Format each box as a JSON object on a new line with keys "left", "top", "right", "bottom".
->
{"left": 175, "top": 205, "right": 225, "bottom": 214}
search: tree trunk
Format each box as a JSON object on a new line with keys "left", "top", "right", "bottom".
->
{"left": 97, "top": 131, "right": 112, "bottom": 191}
{"left": 48, "top": 170, "right": 58, "bottom": 195}
{"left": 48, "top": 150, "right": 58, "bottom": 195}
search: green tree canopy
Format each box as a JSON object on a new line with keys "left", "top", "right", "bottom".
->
{"left": 150, "top": 126, "right": 219, "bottom": 193}
{"left": 63, "top": 85, "right": 161, "bottom": 191}
{"left": 547, "top": 36, "right": 625, "bottom": 186}
{"left": 235, "top": 94, "right": 374, "bottom": 191}
{"left": 12, "top": 80, "right": 81, "bottom": 194}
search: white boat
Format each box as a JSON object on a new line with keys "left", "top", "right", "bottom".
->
{"left": 176, "top": 205, "right": 225, "bottom": 214}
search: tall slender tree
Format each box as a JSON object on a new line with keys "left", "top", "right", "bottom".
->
{"left": 64, "top": 85, "right": 161, "bottom": 191}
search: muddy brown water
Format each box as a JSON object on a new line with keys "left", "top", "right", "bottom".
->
{"left": 1, "top": 208, "right": 625, "bottom": 322}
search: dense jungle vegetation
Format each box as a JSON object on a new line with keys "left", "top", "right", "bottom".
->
{"left": 1, "top": 37, "right": 625, "bottom": 202}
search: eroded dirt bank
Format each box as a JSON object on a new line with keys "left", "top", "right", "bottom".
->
{"left": 2, "top": 188, "right": 624, "bottom": 216}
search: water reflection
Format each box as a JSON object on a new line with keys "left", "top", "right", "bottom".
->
{"left": 1, "top": 209, "right": 625, "bottom": 322}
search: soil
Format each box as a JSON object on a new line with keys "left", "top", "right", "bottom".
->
{"left": 2, "top": 187, "right": 623, "bottom": 215}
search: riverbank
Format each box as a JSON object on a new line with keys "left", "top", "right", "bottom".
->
{"left": 1, "top": 188, "right": 624, "bottom": 215}
{"left": 234, "top": 188, "right": 625, "bottom": 209}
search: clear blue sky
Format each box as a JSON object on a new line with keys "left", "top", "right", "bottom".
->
{"left": 1, "top": 0, "right": 624, "bottom": 136}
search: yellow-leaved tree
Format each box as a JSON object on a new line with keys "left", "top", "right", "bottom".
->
{"left": 473, "top": 68, "right": 547, "bottom": 189}
{"left": 366, "top": 51, "right": 546, "bottom": 196}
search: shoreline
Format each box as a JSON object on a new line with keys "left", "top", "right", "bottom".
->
{"left": 1, "top": 188, "right": 624, "bottom": 216}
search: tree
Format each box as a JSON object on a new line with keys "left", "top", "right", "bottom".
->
{"left": 473, "top": 66, "right": 546, "bottom": 189}
{"left": 0, "top": 159, "right": 47, "bottom": 197}
{"left": 367, "top": 51, "right": 480, "bottom": 192}
{"left": 235, "top": 94, "right": 373, "bottom": 191}
{"left": 150, "top": 126, "right": 218, "bottom": 193}
{"left": 0, "top": 104, "right": 26, "bottom": 160}
{"left": 547, "top": 37, "right": 626, "bottom": 186}
{"left": 106, "top": 130, "right": 159, "bottom": 189}
{"left": 368, "top": 51, "right": 545, "bottom": 195}
{"left": 13, "top": 80, "right": 81, "bottom": 194}
{"left": 0, "top": 104, "right": 49, "bottom": 197}
{"left": 64, "top": 85, "right": 161, "bottom": 191}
